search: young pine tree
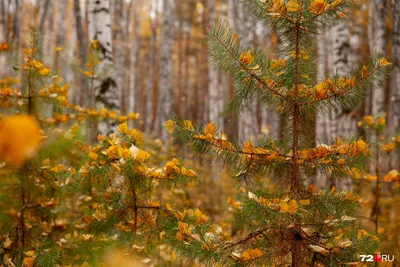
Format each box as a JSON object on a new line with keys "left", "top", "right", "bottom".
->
{"left": 164, "top": 0, "right": 391, "bottom": 266}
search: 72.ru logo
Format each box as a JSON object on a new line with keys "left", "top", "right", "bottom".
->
{"left": 360, "top": 253, "right": 395, "bottom": 262}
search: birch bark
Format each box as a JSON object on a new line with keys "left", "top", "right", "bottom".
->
{"left": 88, "top": 0, "right": 120, "bottom": 135}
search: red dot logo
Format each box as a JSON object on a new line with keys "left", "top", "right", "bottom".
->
{"left": 374, "top": 253, "right": 381, "bottom": 262}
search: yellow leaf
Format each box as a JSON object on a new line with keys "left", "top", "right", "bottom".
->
{"left": 362, "top": 116, "right": 374, "bottom": 125}
{"left": 165, "top": 203, "right": 173, "bottom": 211}
{"left": 239, "top": 51, "right": 254, "bottom": 65}
{"left": 329, "top": 0, "right": 342, "bottom": 8}
{"left": 39, "top": 67, "right": 51, "bottom": 76}
{"left": 165, "top": 120, "right": 175, "bottom": 133}
{"left": 24, "top": 251, "right": 35, "bottom": 257}
{"left": 0, "top": 115, "right": 42, "bottom": 166}
{"left": 183, "top": 120, "right": 194, "bottom": 130}
{"left": 204, "top": 123, "right": 216, "bottom": 135}
{"left": 315, "top": 82, "right": 328, "bottom": 100}
{"left": 89, "top": 151, "right": 98, "bottom": 161}
{"left": 241, "top": 248, "right": 264, "bottom": 261}
{"left": 299, "top": 199, "right": 310, "bottom": 205}
{"left": 136, "top": 150, "right": 150, "bottom": 162}
{"left": 377, "top": 227, "right": 385, "bottom": 234}
{"left": 233, "top": 33, "right": 239, "bottom": 45}
{"left": 361, "top": 65, "right": 368, "bottom": 78}
{"left": 357, "top": 229, "right": 368, "bottom": 239}
{"left": 309, "top": 244, "right": 329, "bottom": 255}
{"left": 0, "top": 42, "right": 9, "bottom": 51}
{"left": 378, "top": 57, "right": 391, "bottom": 67}
{"left": 243, "top": 140, "right": 254, "bottom": 153}
{"left": 287, "top": 0, "right": 300, "bottom": 12}
{"left": 3, "top": 237, "right": 12, "bottom": 248}
{"left": 22, "top": 257, "right": 34, "bottom": 267}
{"left": 308, "top": 0, "right": 327, "bottom": 14}
{"left": 117, "top": 122, "right": 129, "bottom": 134}
{"left": 356, "top": 139, "right": 367, "bottom": 151}
{"left": 279, "top": 200, "right": 289, "bottom": 213}
{"left": 288, "top": 200, "right": 298, "bottom": 213}
{"left": 81, "top": 262, "right": 90, "bottom": 267}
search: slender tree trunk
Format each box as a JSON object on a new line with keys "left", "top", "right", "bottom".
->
{"left": 156, "top": 0, "right": 175, "bottom": 136}
{"left": 207, "top": 0, "right": 224, "bottom": 130}
{"left": 146, "top": 2, "right": 157, "bottom": 133}
{"left": 230, "top": 0, "right": 258, "bottom": 139}
{"left": 74, "top": 0, "right": 88, "bottom": 106}
{"left": 128, "top": 0, "right": 139, "bottom": 114}
{"left": 88, "top": 0, "right": 119, "bottom": 135}
{"left": 390, "top": 0, "right": 400, "bottom": 169}
{"left": 368, "top": 0, "right": 387, "bottom": 115}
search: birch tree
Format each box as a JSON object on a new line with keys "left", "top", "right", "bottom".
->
{"left": 208, "top": 0, "right": 224, "bottom": 129}
{"left": 88, "top": 0, "right": 119, "bottom": 135}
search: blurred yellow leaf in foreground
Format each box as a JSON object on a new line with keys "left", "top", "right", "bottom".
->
{"left": 0, "top": 115, "right": 42, "bottom": 166}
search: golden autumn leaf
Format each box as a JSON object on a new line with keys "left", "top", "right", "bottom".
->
{"left": 136, "top": 150, "right": 150, "bottom": 162}
{"left": 239, "top": 51, "right": 254, "bottom": 65}
{"left": 0, "top": 115, "right": 42, "bottom": 165}
{"left": 279, "top": 200, "right": 289, "bottom": 213}
{"left": 243, "top": 140, "right": 254, "bottom": 153}
{"left": 378, "top": 57, "right": 391, "bottom": 67}
{"left": 299, "top": 199, "right": 310, "bottom": 205}
{"left": 233, "top": 33, "right": 239, "bottom": 45}
{"left": 240, "top": 248, "right": 264, "bottom": 261}
{"left": 357, "top": 229, "right": 368, "bottom": 239}
{"left": 362, "top": 115, "right": 374, "bottom": 125}
{"left": 0, "top": 42, "right": 9, "bottom": 51}
{"left": 24, "top": 251, "right": 35, "bottom": 257}
{"left": 182, "top": 120, "right": 194, "bottom": 130}
{"left": 39, "top": 67, "right": 51, "bottom": 76}
{"left": 89, "top": 151, "right": 98, "bottom": 161}
{"left": 315, "top": 82, "right": 328, "bottom": 100}
{"left": 241, "top": 249, "right": 263, "bottom": 261}
{"left": 361, "top": 65, "right": 368, "bottom": 78}
{"left": 287, "top": 200, "right": 298, "bottom": 213}
{"left": 22, "top": 257, "right": 34, "bottom": 267}
{"left": 287, "top": 0, "right": 300, "bottom": 12}
{"left": 165, "top": 120, "right": 175, "bottom": 133}
{"left": 329, "top": 0, "right": 342, "bottom": 8}
{"left": 204, "top": 123, "right": 216, "bottom": 135}
{"left": 308, "top": 0, "right": 327, "bottom": 14}
{"left": 117, "top": 122, "right": 129, "bottom": 134}
{"left": 3, "top": 237, "right": 12, "bottom": 248}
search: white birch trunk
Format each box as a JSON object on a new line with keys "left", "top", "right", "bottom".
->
{"left": 88, "top": 0, "right": 120, "bottom": 135}
{"left": 208, "top": 0, "right": 224, "bottom": 129}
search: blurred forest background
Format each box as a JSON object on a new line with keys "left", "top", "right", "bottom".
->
{"left": 0, "top": 0, "right": 398, "bottom": 141}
